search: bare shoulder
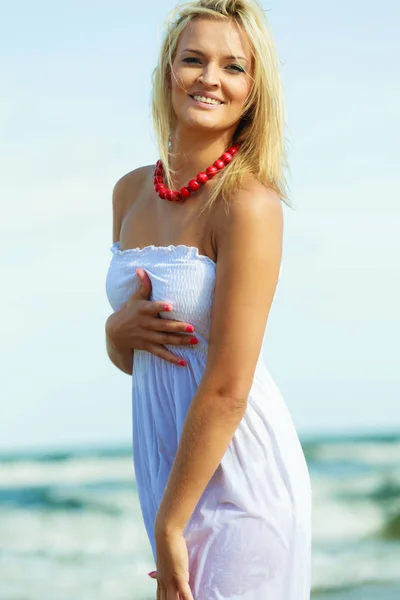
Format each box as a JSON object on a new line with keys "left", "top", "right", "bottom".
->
{"left": 214, "top": 174, "right": 283, "bottom": 252}
{"left": 234, "top": 174, "right": 282, "bottom": 217}
{"left": 111, "top": 164, "right": 154, "bottom": 243}
{"left": 112, "top": 164, "right": 154, "bottom": 211}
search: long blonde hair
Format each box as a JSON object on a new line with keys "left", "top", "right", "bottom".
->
{"left": 152, "top": 0, "right": 290, "bottom": 212}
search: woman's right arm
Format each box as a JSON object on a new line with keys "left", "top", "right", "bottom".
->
{"left": 105, "top": 312, "right": 134, "bottom": 376}
{"left": 105, "top": 172, "right": 137, "bottom": 376}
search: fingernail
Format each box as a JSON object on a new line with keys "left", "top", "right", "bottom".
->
{"left": 164, "top": 304, "right": 172, "bottom": 311}
{"left": 148, "top": 570, "right": 156, "bottom": 577}
{"left": 189, "top": 337, "right": 198, "bottom": 345}
{"left": 186, "top": 325, "right": 195, "bottom": 333}
{"left": 178, "top": 360, "right": 186, "bottom": 367}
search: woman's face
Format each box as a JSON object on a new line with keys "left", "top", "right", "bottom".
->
{"left": 171, "top": 18, "right": 253, "bottom": 135}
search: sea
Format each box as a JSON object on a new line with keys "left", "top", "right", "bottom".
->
{"left": 1, "top": 432, "right": 399, "bottom": 600}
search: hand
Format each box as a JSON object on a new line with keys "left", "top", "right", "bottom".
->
{"left": 106, "top": 268, "right": 197, "bottom": 367}
{"left": 149, "top": 528, "right": 194, "bottom": 600}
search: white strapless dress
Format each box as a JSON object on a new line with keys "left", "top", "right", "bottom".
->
{"left": 106, "top": 242, "right": 312, "bottom": 599}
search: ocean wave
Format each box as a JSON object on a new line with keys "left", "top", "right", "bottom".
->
{"left": 302, "top": 432, "right": 400, "bottom": 468}
{"left": 307, "top": 443, "right": 400, "bottom": 470}
{"left": 0, "top": 456, "right": 135, "bottom": 488}
{"left": 330, "top": 476, "right": 400, "bottom": 513}
{"left": 381, "top": 509, "right": 400, "bottom": 540}
{"left": 364, "top": 478, "right": 400, "bottom": 502}
{"left": 0, "top": 484, "right": 126, "bottom": 514}
{"left": 0, "top": 445, "right": 132, "bottom": 464}
{"left": 310, "top": 470, "right": 400, "bottom": 542}
{"left": 311, "top": 581, "right": 400, "bottom": 599}
{"left": 312, "top": 541, "right": 400, "bottom": 591}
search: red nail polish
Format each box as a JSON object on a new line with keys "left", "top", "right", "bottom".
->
{"left": 148, "top": 570, "right": 156, "bottom": 576}
{"left": 178, "top": 360, "right": 186, "bottom": 367}
{"left": 189, "top": 337, "right": 198, "bottom": 345}
{"left": 186, "top": 325, "right": 195, "bottom": 333}
{"left": 164, "top": 304, "right": 172, "bottom": 311}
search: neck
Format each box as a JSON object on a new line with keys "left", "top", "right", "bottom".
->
{"left": 168, "top": 127, "right": 236, "bottom": 189}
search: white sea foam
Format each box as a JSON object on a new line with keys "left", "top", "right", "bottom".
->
{"left": 314, "top": 440, "right": 400, "bottom": 468}
{"left": 0, "top": 456, "right": 135, "bottom": 488}
{"left": 312, "top": 542, "right": 400, "bottom": 590}
{"left": 312, "top": 498, "right": 384, "bottom": 542}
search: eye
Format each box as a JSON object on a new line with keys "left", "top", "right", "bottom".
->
{"left": 182, "top": 57, "right": 201, "bottom": 64}
{"left": 227, "top": 64, "right": 246, "bottom": 73}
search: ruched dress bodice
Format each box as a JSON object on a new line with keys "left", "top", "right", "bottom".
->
{"left": 107, "top": 242, "right": 216, "bottom": 357}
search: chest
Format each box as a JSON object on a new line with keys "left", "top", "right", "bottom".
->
{"left": 119, "top": 187, "right": 217, "bottom": 263}
{"left": 106, "top": 246, "right": 216, "bottom": 337}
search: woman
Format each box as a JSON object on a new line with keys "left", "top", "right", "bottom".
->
{"left": 105, "top": 1, "right": 312, "bottom": 598}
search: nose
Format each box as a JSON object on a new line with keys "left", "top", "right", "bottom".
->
{"left": 198, "top": 61, "right": 220, "bottom": 88}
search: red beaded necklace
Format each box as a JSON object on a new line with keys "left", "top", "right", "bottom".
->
{"left": 153, "top": 143, "right": 241, "bottom": 203}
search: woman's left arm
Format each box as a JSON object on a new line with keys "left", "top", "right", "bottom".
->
{"left": 155, "top": 181, "right": 283, "bottom": 536}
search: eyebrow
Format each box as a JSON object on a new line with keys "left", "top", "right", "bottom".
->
{"left": 181, "top": 48, "right": 249, "bottom": 64}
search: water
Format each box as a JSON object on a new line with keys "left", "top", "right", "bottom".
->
{"left": 1, "top": 432, "right": 399, "bottom": 599}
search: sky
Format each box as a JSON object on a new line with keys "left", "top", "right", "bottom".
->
{"left": 1, "top": 0, "right": 399, "bottom": 451}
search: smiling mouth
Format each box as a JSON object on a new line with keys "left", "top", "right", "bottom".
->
{"left": 189, "top": 94, "right": 223, "bottom": 106}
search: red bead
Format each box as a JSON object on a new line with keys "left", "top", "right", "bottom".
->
{"left": 206, "top": 166, "right": 218, "bottom": 177}
{"left": 178, "top": 187, "right": 191, "bottom": 199}
{"left": 196, "top": 172, "right": 208, "bottom": 184}
{"left": 228, "top": 144, "right": 240, "bottom": 155}
{"left": 158, "top": 190, "right": 167, "bottom": 199}
{"left": 188, "top": 179, "right": 201, "bottom": 191}
{"left": 156, "top": 160, "right": 162, "bottom": 169}
{"left": 214, "top": 159, "right": 225, "bottom": 170}
{"left": 221, "top": 152, "right": 233, "bottom": 163}
{"left": 165, "top": 190, "right": 178, "bottom": 201}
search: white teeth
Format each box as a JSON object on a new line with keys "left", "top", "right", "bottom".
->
{"left": 192, "top": 95, "right": 222, "bottom": 105}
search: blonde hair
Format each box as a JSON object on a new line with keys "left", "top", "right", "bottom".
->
{"left": 152, "top": 0, "right": 290, "bottom": 212}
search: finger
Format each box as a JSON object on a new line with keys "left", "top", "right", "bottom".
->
{"left": 178, "top": 583, "right": 194, "bottom": 600}
{"left": 141, "top": 315, "right": 195, "bottom": 335}
{"left": 148, "top": 570, "right": 157, "bottom": 579}
{"left": 141, "top": 300, "right": 175, "bottom": 316}
{"left": 157, "top": 581, "right": 161, "bottom": 600}
{"left": 144, "top": 343, "right": 187, "bottom": 367}
{"left": 166, "top": 587, "right": 180, "bottom": 600}
{"left": 134, "top": 268, "right": 152, "bottom": 299}
{"left": 142, "top": 329, "right": 197, "bottom": 347}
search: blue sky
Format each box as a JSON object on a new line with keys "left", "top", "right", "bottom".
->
{"left": 1, "top": 0, "right": 399, "bottom": 451}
